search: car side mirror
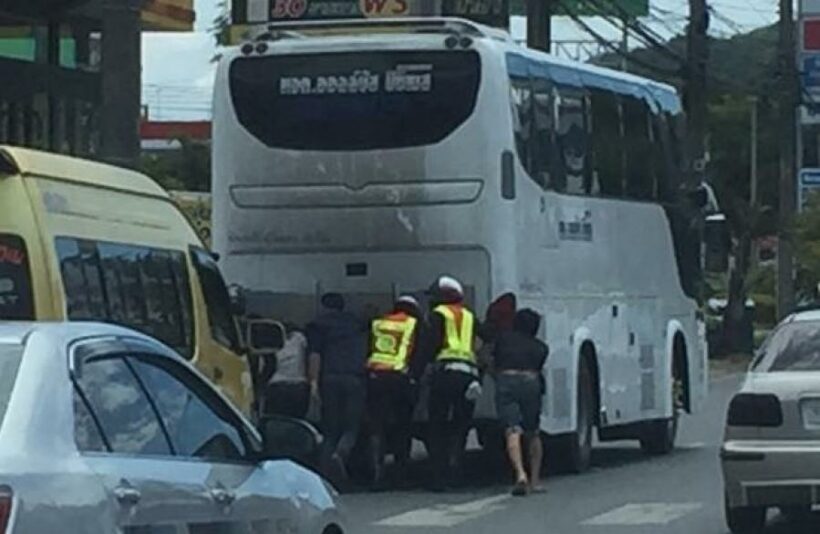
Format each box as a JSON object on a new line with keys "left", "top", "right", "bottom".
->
{"left": 246, "top": 319, "right": 285, "bottom": 355}
{"left": 259, "top": 416, "right": 321, "bottom": 468}
{"left": 704, "top": 213, "right": 729, "bottom": 273}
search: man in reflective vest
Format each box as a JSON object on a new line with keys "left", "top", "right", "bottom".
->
{"left": 427, "top": 275, "right": 483, "bottom": 491}
{"left": 366, "top": 295, "right": 428, "bottom": 490}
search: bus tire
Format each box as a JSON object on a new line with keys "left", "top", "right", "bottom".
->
{"left": 557, "top": 359, "right": 594, "bottom": 473}
{"left": 640, "top": 357, "right": 681, "bottom": 455}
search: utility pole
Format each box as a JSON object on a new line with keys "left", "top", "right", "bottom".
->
{"left": 777, "top": 0, "right": 797, "bottom": 318}
{"left": 619, "top": 17, "right": 628, "bottom": 71}
{"left": 527, "top": 0, "right": 551, "bottom": 52}
{"left": 750, "top": 97, "right": 759, "bottom": 268}
{"left": 685, "top": 0, "right": 709, "bottom": 187}
{"left": 101, "top": 0, "right": 142, "bottom": 168}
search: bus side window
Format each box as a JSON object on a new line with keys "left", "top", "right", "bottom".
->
{"left": 623, "top": 95, "right": 656, "bottom": 201}
{"left": 509, "top": 71, "right": 538, "bottom": 186}
{"left": 531, "top": 74, "right": 554, "bottom": 190}
{"left": 190, "top": 247, "right": 241, "bottom": 353}
{"left": 555, "top": 86, "right": 589, "bottom": 195}
{"left": 590, "top": 90, "right": 625, "bottom": 198}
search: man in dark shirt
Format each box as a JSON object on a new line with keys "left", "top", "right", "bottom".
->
{"left": 493, "top": 308, "right": 549, "bottom": 495}
{"left": 306, "top": 293, "right": 368, "bottom": 486}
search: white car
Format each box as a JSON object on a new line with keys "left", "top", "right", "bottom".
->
{"left": 721, "top": 309, "right": 820, "bottom": 533}
{"left": 0, "top": 321, "right": 345, "bottom": 533}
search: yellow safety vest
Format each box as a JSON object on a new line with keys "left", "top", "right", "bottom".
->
{"left": 368, "top": 313, "right": 418, "bottom": 373}
{"left": 434, "top": 304, "right": 476, "bottom": 364}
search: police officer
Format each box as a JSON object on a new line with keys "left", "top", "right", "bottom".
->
{"left": 427, "top": 276, "right": 483, "bottom": 491}
{"left": 366, "top": 295, "right": 427, "bottom": 490}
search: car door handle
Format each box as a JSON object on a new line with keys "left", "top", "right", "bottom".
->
{"left": 114, "top": 485, "right": 141, "bottom": 506}
{"left": 209, "top": 487, "right": 236, "bottom": 506}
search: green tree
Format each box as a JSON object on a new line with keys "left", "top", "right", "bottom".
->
{"left": 140, "top": 137, "right": 211, "bottom": 192}
{"left": 794, "top": 192, "right": 820, "bottom": 302}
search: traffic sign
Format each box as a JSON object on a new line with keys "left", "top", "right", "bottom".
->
{"left": 803, "top": 54, "right": 820, "bottom": 90}
{"left": 801, "top": 168, "right": 820, "bottom": 185}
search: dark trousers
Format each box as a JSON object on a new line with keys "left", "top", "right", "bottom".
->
{"left": 264, "top": 382, "right": 310, "bottom": 420}
{"left": 367, "top": 372, "right": 416, "bottom": 484}
{"left": 428, "top": 369, "right": 476, "bottom": 487}
{"left": 320, "top": 374, "right": 366, "bottom": 464}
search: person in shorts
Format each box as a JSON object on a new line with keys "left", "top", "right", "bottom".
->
{"left": 493, "top": 308, "right": 549, "bottom": 496}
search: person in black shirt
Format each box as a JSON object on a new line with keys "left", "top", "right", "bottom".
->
{"left": 493, "top": 308, "right": 549, "bottom": 496}
{"left": 306, "top": 293, "right": 368, "bottom": 487}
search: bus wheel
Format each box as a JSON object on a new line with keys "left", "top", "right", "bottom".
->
{"left": 557, "top": 359, "right": 594, "bottom": 473}
{"left": 639, "top": 368, "right": 681, "bottom": 455}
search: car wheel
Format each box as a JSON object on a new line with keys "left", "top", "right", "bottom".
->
{"left": 640, "top": 368, "right": 681, "bottom": 455}
{"left": 556, "top": 360, "right": 594, "bottom": 473}
{"left": 725, "top": 493, "right": 766, "bottom": 534}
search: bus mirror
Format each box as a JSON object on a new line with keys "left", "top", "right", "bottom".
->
{"left": 704, "top": 213, "right": 729, "bottom": 273}
{"left": 246, "top": 319, "right": 285, "bottom": 355}
{"left": 228, "top": 284, "right": 247, "bottom": 316}
{"left": 501, "top": 150, "right": 515, "bottom": 200}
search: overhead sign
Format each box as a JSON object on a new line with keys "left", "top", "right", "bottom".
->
{"left": 509, "top": 0, "right": 648, "bottom": 18}
{"left": 233, "top": 0, "right": 509, "bottom": 27}
{"left": 804, "top": 18, "right": 820, "bottom": 51}
{"left": 803, "top": 54, "right": 820, "bottom": 90}
{"left": 800, "top": 168, "right": 820, "bottom": 209}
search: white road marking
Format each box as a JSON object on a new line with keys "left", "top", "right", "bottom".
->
{"left": 582, "top": 502, "right": 703, "bottom": 526}
{"left": 375, "top": 494, "right": 511, "bottom": 528}
{"left": 678, "top": 441, "right": 706, "bottom": 449}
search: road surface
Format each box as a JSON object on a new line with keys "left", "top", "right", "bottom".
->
{"left": 341, "top": 370, "right": 820, "bottom": 533}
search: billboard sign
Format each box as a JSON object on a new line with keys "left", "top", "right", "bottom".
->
{"left": 233, "top": 0, "right": 508, "bottom": 27}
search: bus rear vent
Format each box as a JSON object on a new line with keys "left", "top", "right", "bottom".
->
{"left": 346, "top": 262, "right": 368, "bottom": 277}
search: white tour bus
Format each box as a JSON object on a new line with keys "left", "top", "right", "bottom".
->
{"left": 212, "top": 17, "right": 709, "bottom": 472}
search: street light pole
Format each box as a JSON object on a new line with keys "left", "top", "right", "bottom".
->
{"left": 776, "top": 0, "right": 797, "bottom": 317}
{"left": 100, "top": 0, "right": 142, "bottom": 168}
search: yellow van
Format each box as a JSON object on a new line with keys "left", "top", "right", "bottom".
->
{"left": 0, "top": 146, "right": 253, "bottom": 413}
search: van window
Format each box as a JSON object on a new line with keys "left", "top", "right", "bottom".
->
{"left": 56, "top": 238, "right": 194, "bottom": 359}
{"left": 190, "top": 247, "right": 240, "bottom": 352}
{"left": 0, "top": 234, "right": 34, "bottom": 320}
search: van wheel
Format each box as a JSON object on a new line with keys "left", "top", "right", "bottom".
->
{"left": 725, "top": 493, "right": 765, "bottom": 533}
{"left": 640, "top": 368, "right": 681, "bottom": 455}
{"left": 556, "top": 360, "right": 594, "bottom": 473}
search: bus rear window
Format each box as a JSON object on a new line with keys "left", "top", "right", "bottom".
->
{"left": 0, "top": 234, "right": 34, "bottom": 320}
{"left": 229, "top": 50, "right": 481, "bottom": 151}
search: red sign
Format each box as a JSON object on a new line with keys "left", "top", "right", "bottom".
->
{"left": 805, "top": 19, "right": 820, "bottom": 50}
{"left": 0, "top": 245, "right": 24, "bottom": 266}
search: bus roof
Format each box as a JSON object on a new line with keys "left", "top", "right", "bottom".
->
{"left": 0, "top": 146, "right": 170, "bottom": 200}
{"left": 230, "top": 17, "right": 680, "bottom": 114}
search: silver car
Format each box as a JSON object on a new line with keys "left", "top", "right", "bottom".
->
{"left": 721, "top": 309, "right": 820, "bottom": 533}
{"left": 0, "top": 321, "right": 345, "bottom": 533}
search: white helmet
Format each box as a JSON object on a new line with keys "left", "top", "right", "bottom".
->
{"left": 396, "top": 294, "right": 420, "bottom": 309}
{"left": 437, "top": 275, "right": 464, "bottom": 298}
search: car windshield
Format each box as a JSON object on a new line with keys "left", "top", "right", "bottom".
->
{"left": 0, "top": 344, "right": 23, "bottom": 429}
{"left": 755, "top": 320, "right": 820, "bottom": 372}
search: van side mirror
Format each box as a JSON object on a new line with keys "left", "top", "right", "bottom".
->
{"left": 246, "top": 319, "right": 285, "bottom": 354}
{"left": 704, "top": 213, "right": 729, "bottom": 273}
{"left": 259, "top": 416, "right": 321, "bottom": 468}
